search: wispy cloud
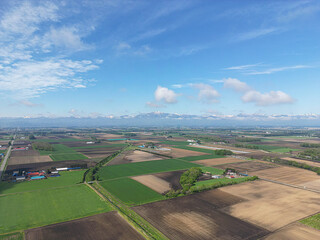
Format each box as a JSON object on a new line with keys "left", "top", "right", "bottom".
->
{"left": 245, "top": 65, "right": 311, "bottom": 75}
{"left": 236, "top": 28, "right": 278, "bottom": 41}
{"left": 225, "top": 63, "right": 311, "bottom": 75}
{"left": 0, "top": 1, "right": 101, "bottom": 99}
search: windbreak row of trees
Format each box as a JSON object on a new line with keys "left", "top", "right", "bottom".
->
{"left": 32, "top": 142, "right": 53, "bottom": 151}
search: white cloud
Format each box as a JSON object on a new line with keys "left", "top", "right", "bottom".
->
{"left": 242, "top": 90, "right": 294, "bottom": 106}
{"left": 0, "top": 59, "right": 98, "bottom": 99}
{"left": 154, "top": 86, "right": 178, "bottom": 103}
{"left": 0, "top": 1, "right": 101, "bottom": 99}
{"left": 192, "top": 83, "right": 220, "bottom": 103}
{"left": 42, "top": 26, "right": 90, "bottom": 51}
{"left": 224, "top": 63, "right": 262, "bottom": 70}
{"left": 224, "top": 78, "right": 294, "bottom": 106}
{"left": 115, "top": 42, "right": 131, "bottom": 51}
{"left": 224, "top": 78, "right": 251, "bottom": 92}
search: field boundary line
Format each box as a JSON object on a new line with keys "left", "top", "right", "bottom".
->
{"left": 91, "top": 181, "right": 169, "bottom": 240}
{"left": 260, "top": 178, "right": 320, "bottom": 194}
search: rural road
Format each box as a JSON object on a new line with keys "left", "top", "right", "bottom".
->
{"left": 0, "top": 137, "right": 15, "bottom": 180}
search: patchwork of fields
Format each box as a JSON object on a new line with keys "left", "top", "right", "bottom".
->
{"left": 2, "top": 133, "right": 320, "bottom": 239}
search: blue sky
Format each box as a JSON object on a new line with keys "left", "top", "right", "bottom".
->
{"left": 0, "top": 0, "right": 319, "bottom": 119}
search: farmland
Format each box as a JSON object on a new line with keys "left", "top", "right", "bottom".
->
{"left": 2, "top": 128, "right": 320, "bottom": 239}
{"left": 0, "top": 185, "right": 112, "bottom": 234}
{"left": 100, "top": 178, "right": 165, "bottom": 206}
{"left": 0, "top": 170, "right": 85, "bottom": 195}
{"left": 24, "top": 212, "right": 144, "bottom": 240}
{"left": 98, "top": 159, "right": 200, "bottom": 180}
{"left": 133, "top": 189, "right": 269, "bottom": 240}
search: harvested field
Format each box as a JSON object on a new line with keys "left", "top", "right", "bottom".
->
{"left": 133, "top": 189, "right": 268, "bottom": 240}
{"left": 131, "top": 175, "right": 171, "bottom": 194}
{"left": 25, "top": 211, "right": 144, "bottom": 240}
{"left": 282, "top": 157, "right": 320, "bottom": 168}
{"left": 220, "top": 180, "right": 320, "bottom": 231}
{"left": 217, "top": 160, "right": 279, "bottom": 172}
{"left": 195, "top": 157, "right": 249, "bottom": 166}
{"left": 249, "top": 166, "right": 320, "bottom": 191}
{"left": 263, "top": 223, "right": 320, "bottom": 240}
{"left": 8, "top": 155, "right": 52, "bottom": 165}
{"left": 109, "top": 150, "right": 167, "bottom": 165}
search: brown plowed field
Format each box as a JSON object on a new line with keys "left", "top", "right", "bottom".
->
{"left": 220, "top": 181, "right": 320, "bottom": 231}
{"left": 10, "top": 149, "right": 39, "bottom": 157}
{"left": 109, "top": 150, "right": 168, "bottom": 165}
{"left": 262, "top": 223, "right": 320, "bottom": 240}
{"left": 217, "top": 160, "right": 279, "bottom": 172}
{"left": 8, "top": 155, "right": 52, "bottom": 165}
{"left": 133, "top": 189, "right": 269, "bottom": 240}
{"left": 249, "top": 166, "right": 320, "bottom": 191}
{"left": 150, "top": 147, "right": 207, "bottom": 158}
{"left": 132, "top": 175, "right": 171, "bottom": 194}
{"left": 154, "top": 170, "right": 184, "bottom": 191}
{"left": 24, "top": 211, "right": 144, "bottom": 240}
{"left": 195, "top": 157, "right": 249, "bottom": 166}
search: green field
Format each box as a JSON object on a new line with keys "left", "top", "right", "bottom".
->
{"left": 174, "top": 145, "right": 226, "bottom": 155}
{"left": 36, "top": 144, "right": 88, "bottom": 161}
{"left": 0, "top": 232, "right": 23, "bottom": 240}
{"left": 249, "top": 144, "right": 300, "bottom": 153}
{"left": 98, "top": 159, "right": 200, "bottom": 180}
{"left": 72, "top": 143, "right": 127, "bottom": 149}
{"left": 200, "top": 166, "right": 224, "bottom": 175}
{"left": 100, "top": 178, "right": 165, "bottom": 206}
{"left": 0, "top": 170, "right": 85, "bottom": 195}
{"left": 178, "top": 153, "right": 225, "bottom": 162}
{"left": 300, "top": 213, "right": 320, "bottom": 230}
{"left": 0, "top": 185, "right": 112, "bottom": 234}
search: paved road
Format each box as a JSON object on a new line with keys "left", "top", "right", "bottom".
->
{"left": 0, "top": 137, "right": 14, "bottom": 180}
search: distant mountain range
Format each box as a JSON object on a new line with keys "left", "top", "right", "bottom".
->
{"left": 0, "top": 112, "right": 320, "bottom": 128}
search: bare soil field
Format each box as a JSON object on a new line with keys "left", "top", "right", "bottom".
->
{"left": 199, "top": 143, "right": 261, "bottom": 154}
{"left": 127, "top": 150, "right": 168, "bottom": 162}
{"left": 109, "top": 150, "right": 168, "bottom": 165}
{"left": 10, "top": 149, "right": 39, "bottom": 157}
{"left": 131, "top": 175, "right": 171, "bottom": 194}
{"left": 220, "top": 180, "right": 320, "bottom": 231}
{"left": 149, "top": 147, "right": 207, "bottom": 158}
{"left": 5, "top": 159, "right": 97, "bottom": 173}
{"left": 24, "top": 211, "right": 144, "bottom": 240}
{"left": 263, "top": 223, "right": 320, "bottom": 240}
{"left": 195, "top": 157, "right": 249, "bottom": 166}
{"left": 154, "top": 170, "right": 184, "bottom": 191}
{"left": 133, "top": 189, "right": 269, "bottom": 240}
{"left": 217, "top": 160, "right": 279, "bottom": 172}
{"left": 282, "top": 157, "right": 320, "bottom": 168}
{"left": 249, "top": 166, "right": 320, "bottom": 191}
{"left": 8, "top": 155, "right": 52, "bottom": 165}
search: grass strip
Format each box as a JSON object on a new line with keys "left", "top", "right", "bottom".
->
{"left": 93, "top": 182, "right": 169, "bottom": 240}
{"left": 300, "top": 213, "right": 320, "bottom": 230}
